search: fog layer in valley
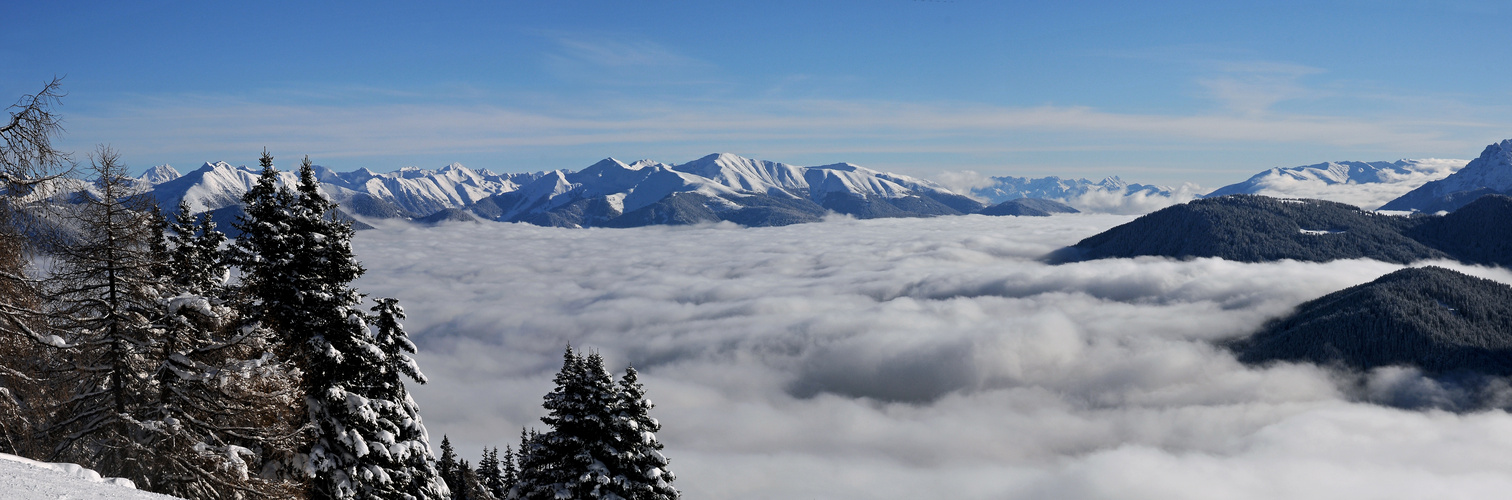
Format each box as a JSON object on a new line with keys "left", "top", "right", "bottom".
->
{"left": 353, "top": 214, "right": 1512, "bottom": 499}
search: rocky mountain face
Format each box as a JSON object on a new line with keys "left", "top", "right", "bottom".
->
{"left": 1380, "top": 139, "right": 1512, "bottom": 213}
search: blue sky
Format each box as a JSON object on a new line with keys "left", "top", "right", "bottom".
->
{"left": 4, "top": 0, "right": 1511, "bottom": 187}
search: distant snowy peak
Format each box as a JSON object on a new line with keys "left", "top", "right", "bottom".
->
{"left": 137, "top": 164, "right": 181, "bottom": 185}
{"left": 971, "top": 175, "right": 1172, "bottom": 203}
{"left": 672, "top": 153, "right": 809, "bottom": 196}
{"left": 963, "top": 175, "right": 1187, "bottom": 215}
{"left": 1206, "top": 158, "right": 1466, "bottom": 210}
{"left": 1380, "top": 140, "right": 1512, "bottom": 213}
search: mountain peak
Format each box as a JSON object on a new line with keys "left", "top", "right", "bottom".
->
{"left": 1380, "top": 139, "right": 1512, "bottom": 212}
{"left": 138, "top": 164, "right": 180, "bottom": 184}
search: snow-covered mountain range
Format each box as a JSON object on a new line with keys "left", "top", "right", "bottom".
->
{"left": 955, "top": 175, "right": 1198, "bottom": 215}
{"left": 464, "top": 153, "right": 983, "bottom": 227}
{"left": 56, "top": 141, "right": 1510, "bottom": 231}
{"left": 147, "top": 161, "right": 542, "bottom": 216}
{"left": 1206, "top": 158, "right": 1467, "bottom": 210}
{"left": 122, "top": 153, "right": 988, "bottom": 228}
{"left": 1380, "top": 139, "right": 1512, "bottom": 213}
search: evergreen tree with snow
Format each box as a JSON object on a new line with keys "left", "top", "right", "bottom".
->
{"left": 517, "top": 347, "right": 620, "bottom": 500}
{"left": 509, "top": 428, "right": 538, "bottom": 500}
{"left": 438, "top": 435, "right": 459, "bottom": 494}
{"left": 364, "top": 296, "right": 450, "bottom": 500}
{"left": 608, "top": 366, "right": 678, "bottom": 500}
{"left": 500, "top": 445, "right": 517, "bottom": 499}
{"left": 477, "top": 447, "right": 504, "bottom": 499}
{"left": 146, "top": 202, "right": 304, "bottom": 499}
{"left": 236, "top": 153, "right": 445, "bottom": 500}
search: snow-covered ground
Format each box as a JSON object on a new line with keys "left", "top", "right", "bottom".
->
{"left": 0, "top": 453, "right": 178, "bottom": 500}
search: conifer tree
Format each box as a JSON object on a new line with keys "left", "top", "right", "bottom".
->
{"left": 0, "top": 78, "right": 70, "bottom": 457}
{"left": 477, "top": 447, "right": 503, "bottom": 499}
{"left": 43, "top": 146, "right": 162, "bottom": 480}
{"left": 236, "top": 153, "right": 446, "bottom": 499}
{"left": 500, "top": 445, "right": 517, "bottom": 498}
{"left": 438, "top": 435, "right": 459, "bottom": 497}
{"left": 518, "top": 347, "right": 620, "bottom": 499}
{"left": 364, "top": 297, "right": 449, "bottom": 500}
{"left": 145, "top": 203, "right": 304, "bottom": 499}
{"left": 609, "top": 366, "right": 678, "bottom": 499}
{"left": 510, "top": 428, "right": 538, "bottom": 500}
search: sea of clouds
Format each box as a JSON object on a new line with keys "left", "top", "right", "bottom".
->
{"left": 352, "top": 214, "right": 1512, "bottom": 499}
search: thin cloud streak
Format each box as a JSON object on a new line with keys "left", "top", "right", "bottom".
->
{"left": 63, "top": 93, "right": 1503, "bottom": 168}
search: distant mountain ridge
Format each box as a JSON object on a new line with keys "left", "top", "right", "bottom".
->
{"left": 963, "top": 175, "right": 1186, "bottom": 214}
{"left": 1206, "top": 159, "right": 1466, "bottom": 210}
{"left": 146, "top": 161, "right": 542, "bottom": 217}
{"left": 465, "top": 153, "right": 984, "bottom": 227}
{"left": 125, "top": 153, "right": 992, "bottom": 228}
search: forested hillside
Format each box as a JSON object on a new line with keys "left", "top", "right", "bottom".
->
{"left": 1229, "top": 266, "right": 1512, "bottom": 376}
{"left": 1057, "top": 194, "right": 1512, "bottom": 267}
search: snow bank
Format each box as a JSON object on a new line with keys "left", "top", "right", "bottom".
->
{"left": 0, "top": 453, "right": 178, "bottom": 499}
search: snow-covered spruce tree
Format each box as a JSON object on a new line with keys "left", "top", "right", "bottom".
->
{"left": 499, "top": 445, "right": 517, "bottom": 498}
{"left": 42, "top": 146, "right": 161, "bottom": 481}
{"left": 508, "top": 429, "right": 537, "bottom": 500}
{"left": 141, "top": 202, "right": 304, "bottom": 499}
{"left": 608, "top": 366, "right": 677, "bottom": 500}
{"left": 454, "top": 458, "right": 495, "bottom": 500}
{"left": 518, "top": 347, "right": 620, "bottom": 500}
{"left": 236, "top": 153, "right": 446, "bottom": 500}
{"left": 438, "top": 435, "right": 459, "bottom": 494}
{"left": 365, "top": 296, "right": 449, "bottom": 500}
{"left": 477, "top": 447, "right": 504, "bottom": 499}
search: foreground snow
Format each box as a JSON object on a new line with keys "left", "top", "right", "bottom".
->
{"left": 0, "top": 453, "right": 179, "bottom": 499}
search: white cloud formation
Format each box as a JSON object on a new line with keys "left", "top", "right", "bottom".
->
{"left": 350, "top": 214, "right": 1512, "bottom": 499}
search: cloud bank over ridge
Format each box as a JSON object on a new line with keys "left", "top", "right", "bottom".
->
{"left": 352, "top": 215, "right": 1512, "bottom": 499}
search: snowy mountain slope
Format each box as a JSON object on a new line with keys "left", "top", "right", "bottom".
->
{"left": 0, "top": 453, "right": 176, "bottom": 499}
{"left": 149, "top": 161, "right": 288, "bottom": 213}
{"left": 316, "top": 163, "right": 540, "bottom": 216}
{"left": 468, "top": 153, "right": 984, "bottom": 227}
{"left": 1381, "top": 139, "right": 1512, "bottom": 213}
{"left": 1206, "top": 159, "right": 1467, "bottom": 210}
{"left": 146, "top": 161, "right": 541, "bottom": 217}
{"left": 671, "top": 153, "right": 808, "bottom": 196}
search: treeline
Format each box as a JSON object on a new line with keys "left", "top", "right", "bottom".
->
{"left": 2, "top": 140, "right": 448, "bottom": 498}
{"left": 1, "top": 78, "right": 679, "bottom": 500}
